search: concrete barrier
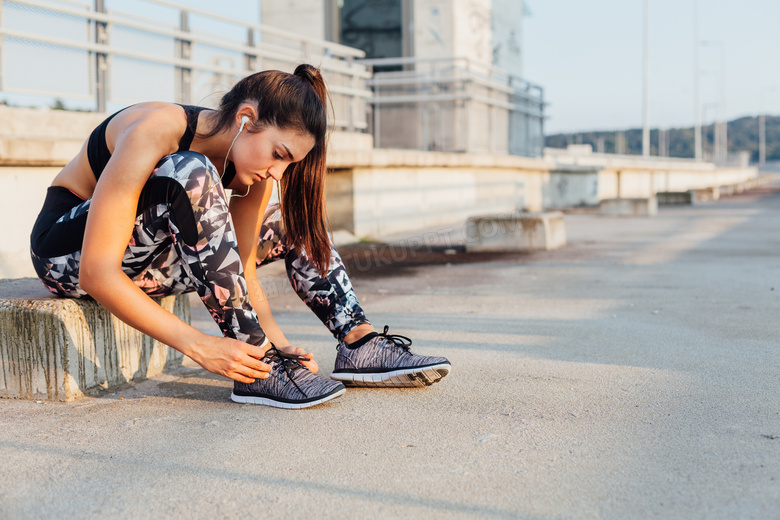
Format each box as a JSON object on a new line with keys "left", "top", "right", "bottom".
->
{"left": 656, "top": 191, "right": 694, "bottom": 205}
{"left": 657, "top": 187, "right": 717, "bottom": 205}
{"left": 464, "top": 212, "right": 566, "bottom": 252}
{"left": 718, "top": 185, "right": 737, "bottom": 197}
{"left": 599, "top": 197, "right": 658, "bottom": 217}
{"left": 0, "top": 279, "right": 188, "bottom": 401}
{"left": 691, "top": 187, "right": 719, "bottom": 203}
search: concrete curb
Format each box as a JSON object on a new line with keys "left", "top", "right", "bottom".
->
{"left": 0, "top": 278, "right": 187, "bottom": 401}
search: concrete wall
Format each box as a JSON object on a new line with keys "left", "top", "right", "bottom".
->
{"left": 260, "top": 0, "right": 328, "bottom": 42}
{"left": 544, "top": 168, "right": 600, "bottom": 209}
{"left": 545, "top": 147, "right": 760, "bottom": 200}
{"left": 491, "top": 0, "right": 523, "bottom": 76}
{"left": 451, "top": 0, "right": 492, "bottom": 66}
{"left": 1, "top": 167, "right": 62, "bottom": 278}
{"left": 327, "top": 149, "right": 553, "bottom": 238}
{"left": 413, "top": 0, "right": 492, "bottom": 66}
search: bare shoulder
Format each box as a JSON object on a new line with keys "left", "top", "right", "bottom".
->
{"left": 105, "top": 102, "right": 187, "bottom": 154}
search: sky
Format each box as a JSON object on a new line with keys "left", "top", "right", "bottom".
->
{"left": 523, "top": 0, "right": 780, "bottom": 134}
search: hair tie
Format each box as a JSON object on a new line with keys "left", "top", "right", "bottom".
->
{"left": 294, "top": 65, "right": 319, "bottom": 86}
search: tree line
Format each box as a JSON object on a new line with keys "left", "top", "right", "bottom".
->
{"left": 545, "top": 116, "right": 780, "bottom": 162}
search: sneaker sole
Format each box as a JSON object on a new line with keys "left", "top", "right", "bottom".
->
{"left": 331, "top": 363, "right": 451, "bottom": 388}
{"left": 230, "top": 386, "right": 346, "bottom": 409}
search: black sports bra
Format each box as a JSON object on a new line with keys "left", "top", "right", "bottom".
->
{"left": 86, "top": 104, "right": 236, "bottom": 187}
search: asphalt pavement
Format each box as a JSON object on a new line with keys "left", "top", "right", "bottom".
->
{"left": 1, "top": 182, "right": 779, "bottom": 519}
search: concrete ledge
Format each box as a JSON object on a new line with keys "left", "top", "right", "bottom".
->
{"left": 0, "top": 279, "right": 188, "bottom": 401}
{"left": 328, "top": 148, "right": 556, "bottom": 170}
{"left": 743, "top": 174, "right": 777, "bottom": 190}
{"left": 692, "top": 187, "right": 720, "bottom": 203}
{"left": 465, "top": 212, "right": 566, "bottom": 252}
{"left": 599, "top": 197, "right": 658, "bottom": 217}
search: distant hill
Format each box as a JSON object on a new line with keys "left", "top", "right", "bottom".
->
{"left": 545, "top": 116, "right": 780, "bottom": 162}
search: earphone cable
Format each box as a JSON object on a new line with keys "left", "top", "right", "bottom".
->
{"left": 222, "top": 123, "right": 251, "bottom": 199}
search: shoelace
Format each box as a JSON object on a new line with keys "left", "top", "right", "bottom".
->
{"left": 264, "top": 346, "right": 309, "bottom": 397}
{"left": 377, "top": 325, "right": 413, "bottom": 352}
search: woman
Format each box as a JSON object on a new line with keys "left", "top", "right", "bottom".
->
{"left": 29, "top": 64, "right": 450, "bottom": 409}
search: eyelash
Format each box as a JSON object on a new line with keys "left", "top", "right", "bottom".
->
{"left": 273, "top": 151, "right": 282, "bottom": 160}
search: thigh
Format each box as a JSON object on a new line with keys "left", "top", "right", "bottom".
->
{"left": 127, "top": 222, "right": 193, "bottom": 297}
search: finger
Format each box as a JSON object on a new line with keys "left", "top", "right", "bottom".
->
{"left": 282, "top": 345, "right": 306, "bottom": 356}
{"left": 247, "top": 355, "right": 272, "bottom": 371}
{"left": 237, "top": 366, "right": 270, "bottom": 380}
{"left": 300, "top": 360, "right": 319, "bottom": 374}
{"left": 245, "top": 343, "right": 270, "bottom": 360}
{"left": 291, "top": 348, "right": 313, "bottom": 360}
{"left": 242, "top": 356, "right": 271, "bottom": 374}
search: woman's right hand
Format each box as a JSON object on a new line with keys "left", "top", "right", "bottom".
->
{"left": 188, "top": 333, "right": 272, "bottom": 383}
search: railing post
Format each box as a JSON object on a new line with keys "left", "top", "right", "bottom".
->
{"left": 538, "top": 86, "right": 545, "bottom": 157}
{"left": 370, "top": 66, "right": 380, "bottom": 147}
{"left": 175, "top": 10, "right": 192, "bottom": 104}
{"left": 422, "top": 102, "right": 429, "bottom": 150}
{"left": 244, "top": 27, "right": 257, "bottom": 72}
{"left": 347, "top": 55, "right": 355, "bottom": 133}
{"left": 94, "top": 0, "right": 107, "bottom": 113}
{"left": 0, "top": 0, "right": 5, "bottom": 92}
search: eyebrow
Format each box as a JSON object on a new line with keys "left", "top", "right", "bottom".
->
{"left": 281, "top": 144, "right": 294, "bottom": 161}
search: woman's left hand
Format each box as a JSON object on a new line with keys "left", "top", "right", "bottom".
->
{"left": 278, "top": 345, "right": 319, "bottom": 374}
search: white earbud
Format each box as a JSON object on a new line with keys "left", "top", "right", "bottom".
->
{"left": 224, "top": 115, "right": 253, "bottom": 199}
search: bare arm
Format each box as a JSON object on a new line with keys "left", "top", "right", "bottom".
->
{"left": 79, "top": 105, "right": 270, "bottom": 383}
{"left": 230, "top": 180, "right": 319, "bottom": 372}
{"left": 230, "top": 180, "right": 290, "bottom": 345}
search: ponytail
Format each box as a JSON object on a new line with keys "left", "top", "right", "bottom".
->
{"left": 281, "top": 64, "right": 331, "bottom": 275}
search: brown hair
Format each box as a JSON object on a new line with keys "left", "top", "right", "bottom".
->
{"left": 204, "top": 64, "right": 330, "bottom": 274}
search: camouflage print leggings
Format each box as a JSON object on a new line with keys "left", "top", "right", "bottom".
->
{"left": 30, "top": 151, "right": 369, "bottom": 346}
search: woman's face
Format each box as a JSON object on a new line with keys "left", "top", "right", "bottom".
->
{"left": 230, "top": 124, "right": 315, "bottom": 185}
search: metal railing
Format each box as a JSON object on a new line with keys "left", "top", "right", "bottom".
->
{"left": 0, "top": 0, "right": 371, "bottom": 131}
{"left": 360, "top": 56, "right": 545, "bottom": 157}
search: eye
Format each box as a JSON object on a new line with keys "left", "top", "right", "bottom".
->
{"left": 273, "top": 151, "right": 283, "bottom": 160}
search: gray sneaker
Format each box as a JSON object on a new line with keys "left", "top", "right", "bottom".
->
{"left": 331, "top": 326, "right": 451, "bottom": 387}
{"left": 231, "top": 347, "right": 346, "bottom": 409}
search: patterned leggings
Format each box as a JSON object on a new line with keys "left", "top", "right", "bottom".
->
{"left": 30, "top": 151, "right": 370, "bottom": 345}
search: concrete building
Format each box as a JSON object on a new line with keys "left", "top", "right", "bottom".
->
{"left": 261, "top": 1, "right": 542, "bottom": 157}
{"left": 261, "top": 0, "right": 523, "bottom": 78}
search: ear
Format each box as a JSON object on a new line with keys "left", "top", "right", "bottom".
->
{"left": 236, "top": 104, "right": 257, "bottom": 129}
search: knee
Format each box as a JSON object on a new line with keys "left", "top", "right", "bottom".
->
{"left": 154, "top": 151, "right": 221, "bottom": 192}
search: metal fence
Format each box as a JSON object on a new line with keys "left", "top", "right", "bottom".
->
{"left": 360, "top": 57, "right": 545, "bottom": 157}
{"left": 0, "top": 0, "right": 372, "bottom": 131}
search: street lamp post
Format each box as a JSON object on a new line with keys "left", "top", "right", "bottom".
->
{"left": 759, "top": 86, "right": 776, "bottom": 167}
{"left": 701, "top": 40, "right": 725, "bottom": 162}
{"left": 693, "top": 0, "right": 701, "bottom": 161}
{"left": 702, "top": 103, "right": 718, "bottom": 162}
{"left": 760, "top": 113, "right": 766, "bottom": 166}
{"left": 643, "top": 0, "right": 650, "bottom": 157}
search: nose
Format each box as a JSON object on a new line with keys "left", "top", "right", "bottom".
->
{"left": 267, "top": 164, "right": 284, "bottom": 181}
